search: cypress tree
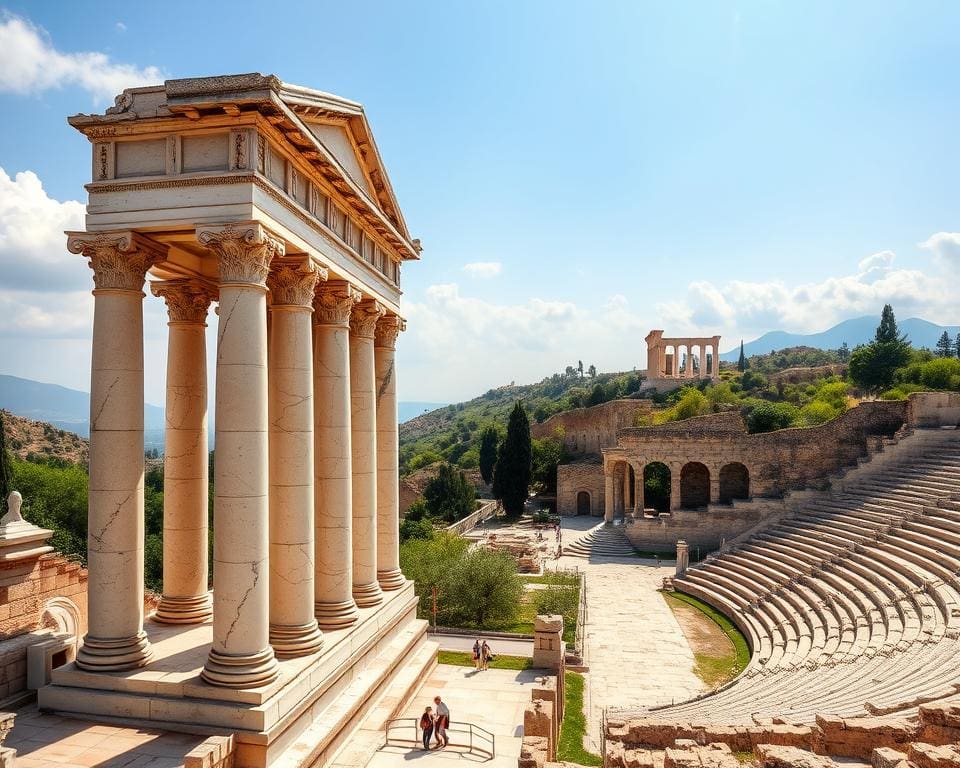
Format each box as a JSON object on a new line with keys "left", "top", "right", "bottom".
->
{"left": 478, "top": 425, "right": 499, "bottom": 486}
{"left": 936, "top": 331, "right": 953, "bottom": 358}
{"left": 737, "top": 341, "right": 748, "bottom": 372}
{"left": 875, "top": 304, "right": 907, "bottom": 344}
{"left": 492, "top": 402, "right": 532, "bottom": 517}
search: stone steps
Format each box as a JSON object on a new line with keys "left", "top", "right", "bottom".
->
{"left": 564, "top": 524, "right": 638, "bottom": 559}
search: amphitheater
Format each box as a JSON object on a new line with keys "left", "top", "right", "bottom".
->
{"left": 581, "top": 392, "right": 960, "bottom": 764}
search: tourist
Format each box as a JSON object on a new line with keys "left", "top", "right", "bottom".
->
{"left": 433, "top": 696, "right": 450, "bottom": 747}
{"left": 480, "top": 639, "right": 492, "bottom": 671}
{"left": 419, "top": 706, "right": 434, "bottom": 750}
{"left": 472, "top": 638, "right": 481, "bottom": 670}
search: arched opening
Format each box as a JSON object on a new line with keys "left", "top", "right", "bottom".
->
{"left": 576, "top": 491, "right": 591, "bottom": 516}
{"left": 643, "top": 462, "right": 671, "bottom": 513}
{"left": 719, "top": 462, "right": 750, "bottom": 503}
{"left": 664, "top": 345, "right": 676, "bottom": 376}
{"left": 680, "top": 462, "right": 710, "bottom": 509}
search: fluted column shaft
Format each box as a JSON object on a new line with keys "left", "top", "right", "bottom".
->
{"left": 349, "top": 299, "right": 385, "bottom": 607}
{"left": 152, "top": 281, "right": 214, "bottom": 624}
{"left": 313, "top": 281, "right": 361, "bottom": 628}
{"left": 68, "top": 231, "right": 164, "bottom": 671}
{"left": 604, "top": 469, "right": 614, "bottom": 523}
{"left": 267, "top": 262, "right": 324, "bottom": 658}
{"left": 199, "top": 222, "right": 281, "bottom": 689}
{"left": 375, "top": 315, "right": 405, "bottom": 591}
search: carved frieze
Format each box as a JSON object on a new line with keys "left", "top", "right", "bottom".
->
{"left": 151, "top": 280, "right": 216, "bottom": 323}
{"left": 374, "top": 314, "right": 405, "bottom": 349}
{"left": 67, "top": 231, "right": 166, "bottom": 291}
{"left": 197, "top": 222, "right": 285, "bottom": 287}
{"left": 268, "top": 260, "right": 327, "bottom": 308}
{"left": 312, "top": 280, "right": 361, "bottom": 326}
{"left": 350, "top": 298, "right": 386, "bottom": 339}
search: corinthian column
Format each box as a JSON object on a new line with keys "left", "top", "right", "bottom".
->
{"left": 313, "top": 282, "right": 361, "bottom": 628}
{"left": 197, "top": 222, "right": 281, "bottom": 688}
{"left": 151, "top": 280, "right": 214, "bottom": 624}
{"left": 68, "top": 231, "right": 165, "bottom": 671}
{"left": 374, "top": 314, "right": 405, "bottom": 591}
{"left": 349, "top": 299, "right": 385, "bottom": 607}
{"left": 267, "top": 260, "right": 325, "bottom": 658}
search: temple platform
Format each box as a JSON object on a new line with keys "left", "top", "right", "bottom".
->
{"left": 37, "top": 583, "right": 436, "bottom": 768}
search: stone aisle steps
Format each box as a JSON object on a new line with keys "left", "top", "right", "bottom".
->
{"left": 563, "top": 523, "right": 638, "bottom": 559}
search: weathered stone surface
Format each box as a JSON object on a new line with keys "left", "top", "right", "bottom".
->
{"left": 519, "top": 736, "right": 549, "bottom": 768}
{"left": 909, "top": 743, "right": 960, "bottom": 768}
{"left": 872, "top": 746, "right": 909, "bottom": 768}
{"left": 756, "top": 744, "right": 835, "bottom": 768}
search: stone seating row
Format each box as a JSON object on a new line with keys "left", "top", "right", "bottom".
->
{"left": 657, "top": 429, "right": 960, "bottom": 724}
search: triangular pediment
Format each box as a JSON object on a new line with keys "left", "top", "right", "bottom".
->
{"left": 303, "top": 120, "right": 376, "bottom": 199}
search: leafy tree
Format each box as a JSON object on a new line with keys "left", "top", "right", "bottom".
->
{"left": 587, "top": 383, "right": 606, "bottom": 407}
{"left": 492, "top": 402, "right": 532, "bottom": 517}
{"left": 448, "top": 547, "right": 524, "bottom": 626}
{"left": 849, "top": 306, "right": 912, "bottom": 394}
{"left": 745, "top": 402, "right": 799, "bottom": 433}
{"left": 918, "top": 358, "right": 960, "bottom": 390}
{"left": 531, "top": 436, "right": 565, "bottom": 494}
{"left": 587, "top": 364, "right": 597, "bottom": 378}
{"left": 737, "top": 341, "right": 748, "bottom": 372}
{"left": 0, "top": 413, "right": 11, "bottom": 515}
{"left": 404, "top": 498, "right": 429, "bottom": 521}
{"left": 399, "top": 517, "right": 435, "bottom": 543}
{"left": 956, "top": 332, "right": 960, "bottom": 360}
{"left": 837, "top": 342, "right": 850, "bottom": 362}
{"left": 478, "top": 426, "right": 499, "bottom": 485}
{"left": 422, "top": 463, "right": 475, "bottom": 523}
{"left": 578, "top": 360, "right": 584, "bottom": 378}
{"left": 400, "top": 533, "right": 469, "bottom": 623}
{"left": 12, "top": 456, "right": 88, "bottom": 561}
{"left": 936, "top": 331, "right": 954, "bottom": 358}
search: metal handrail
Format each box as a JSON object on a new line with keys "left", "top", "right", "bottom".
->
{"left": 385, "top": 717, "right": 496, "bottom": 759}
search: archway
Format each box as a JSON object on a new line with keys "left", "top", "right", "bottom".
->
{"left": 680, "top": 462, "right": 710, "bottom": 509}
{"left": 576, "top": 491, "right": 591, "bottom": 516}
{"left": 719, "top": 462, "right": 750, "bottom": 503}
{"left": 643, "top": 462, "right": 671, "bottom": 513}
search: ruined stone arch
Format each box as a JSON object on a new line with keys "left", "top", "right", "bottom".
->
{"left": 719, "top": 462, "right": 750, "bottom": 504}
{"left": 680, "top": 462, "right": 710, "bottom": 509}
{"left": 643, "top": 461, "right": 671, "bottom": 513}
{"left": 575, "top": 490, "right": 592, "bottom": 516}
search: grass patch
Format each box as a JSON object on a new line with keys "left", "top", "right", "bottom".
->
{"left": 558, "top": 671, "right": 602, "bottom": 766}
{"left": 437, "top": 650, "right": 532, "bottom": 670}
{"left": 664, "top": 591, "right": 751, "bottom": 682}
{"left": 521, "top": 573, "right": 580, "bottom": 586}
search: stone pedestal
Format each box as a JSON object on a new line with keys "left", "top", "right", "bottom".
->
{"left": 152, "top": 281, "right": 214, "bottom": 625}
{"left": 532, "top": 614, "right": 564, "bottom": 671}
{"left": 312, "top": 282, "right": 361, "bottom": 628}
{"left": 374, "top": 315, "right": 405, "bottom": 591}
{"left": 267, "top": 262, "right": 325, "bottom": 658}
{"left": 349, "top": 300, "right": 385, "bottom": 608}
{"left": 68, "top": 231, "right": 165, "bottom": 672}
{"left": 676, "top": 539, "right": 690, "bottom": 577}
{"left": 199, "top": 222, "right": 281, "bottom": 688}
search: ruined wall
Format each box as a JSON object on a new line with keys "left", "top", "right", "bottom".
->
{"left": 556, "top": 457, "right": 605, "bottom": 516}
{"left": 531, "top": 399, "right": 653, "bottom": 456}
{"left": 622, "top": 500, "right": 785, "bottom": 552}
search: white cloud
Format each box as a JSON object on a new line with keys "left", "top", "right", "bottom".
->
{"left": 0, "top": 12, "right": 162, "bottom": 102}
{"left": 462, "top": 261, "right": 502, "bottom": 278}
{"left": 115, "top": 21, "right": 127, "bottom": 33}
{"left": 918, "top": 232, "right": 960, "bottom": 270}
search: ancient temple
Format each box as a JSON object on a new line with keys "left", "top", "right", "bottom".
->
{"left": 36, "top": 74, "right": 432, "bottom": 768}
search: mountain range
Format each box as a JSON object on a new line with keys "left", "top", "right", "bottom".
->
{"left": 720, "top": 316, "right": 960, "bottom": 361}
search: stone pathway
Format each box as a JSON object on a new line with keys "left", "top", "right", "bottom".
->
{"left": 555, "top": 517, "right": 707, "bottom": 753}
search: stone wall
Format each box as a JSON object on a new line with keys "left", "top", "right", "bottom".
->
{"left": 531, "top": 400, "right": 653, "bottom": 456}
{"left": 556, "top": 457, "right": 605, "bottom": 516}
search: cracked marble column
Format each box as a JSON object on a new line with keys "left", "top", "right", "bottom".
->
{"left": 604, "top": 470, "right": 614, "bottom": 523}
{"left": 267, "top": 260, "right": 325, "bottom": 658}
{"left": 151, "top": 280, "right": 214, "bottom": 625}
{"left": 68, "top": 231, "right": 165, "bottom": 671}
{"left": 349, "top": 299, "right": 385, "bottom": 607}
{"left": 312, "top": 281, "right": 361, "bottom": 628}
{"left": 374, "top": 314, "right": 405, "bottom": 591}
{"left": 198, "top": 222, "right": 281, "bottom": 688}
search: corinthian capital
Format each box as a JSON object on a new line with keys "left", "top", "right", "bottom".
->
{"left": 313, "top": 280, "right": 361, "bottom": 326}
{"left": 374, "top": 314, "right": 406, "bottom": 349}
{"left": 197, "top": 221, "right": 285, "bottom": 287}
{"left": 151, "top": 280, "right": 216, "bottom": 323}
{"left": 268, "top": 259, "right": 327, "bottom": 308}
{"left": 67, "top": 231, "right": 166, "bottom": 291}
{"left": 350, "top": 299, "right": 386, "bottom": 339}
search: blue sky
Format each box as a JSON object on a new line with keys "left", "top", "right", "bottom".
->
{"left": 0, "top": 1, "right": 958, "bottom": 403}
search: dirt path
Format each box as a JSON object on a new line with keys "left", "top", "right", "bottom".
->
{"left": 663, "top": 593, "right": 737, "bottom": 687}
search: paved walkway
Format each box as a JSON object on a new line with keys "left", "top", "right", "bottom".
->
{"left": 431, "top": 633, "right": 533, "bottom": 657}
{"left": 367, "top": 664, "right": 540, "bottom": 768}
{"left": 555, "top": 517, "right": 707, "bottom": 753}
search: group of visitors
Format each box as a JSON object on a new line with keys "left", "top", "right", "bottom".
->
{"left": 419, "top": 696, "right": 450, "bottom": 750}
{"left": 472, "top": 638, "right": 493, "bottom": 671}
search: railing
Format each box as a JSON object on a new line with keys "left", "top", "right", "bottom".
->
{"left": 384, "top": 718, "right": 496, "bottom": 759}
{"left": 445, "top": 500, "right": 501, "bottom": 537}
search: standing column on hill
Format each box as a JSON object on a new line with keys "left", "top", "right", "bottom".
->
{"left": 68, "top": 231, "right": 165, "bottom": 671}
{"left": 349, "top": 299, "right": 386, "bottom": 607}
{"left": 152, "top": 280, "right": 215, "bottom": 625}
{"left": 267, "top": 259, "right": 325, "bottom": 657}
{"left": 313, "top": 281, "right": 362, "bottom": 628}
{"left": 198, "top": 222, "right": 280, "bottom": 688}
{"left": 374, "top": 314, "right": 405, "bottom": 591}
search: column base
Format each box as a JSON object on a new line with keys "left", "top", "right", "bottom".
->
{"left": 377, "top": 568, "right": 405, "bottom": 591}
{"left": 352, "top": 581, "right": 384, "bottom": 608}
{"left": 269, "top": 621, "right": 324, "bottom": 659}
{"left": 201, "top": 646, "right": 279, "bottom": 689}
{"left": 76, "top": 631, "right": 153, "bottom": 672}
{"left": 314, "top": 599, "right": 360, "bottom": 629}
{"left": 153, "top": 593, "right": 213, "bottom": 625}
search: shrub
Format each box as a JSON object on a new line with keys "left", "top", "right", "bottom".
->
{"left": 799, "top": 400, "right": 838, "bottom": 426}
{"left": 745, "top": 401, "right": 798, "bottom": 433}
{"left": 399, "top": 517, "right": 435, "bottom": 542}
{"left": 919, "top": 358, "right": 960, "bottom": 390}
